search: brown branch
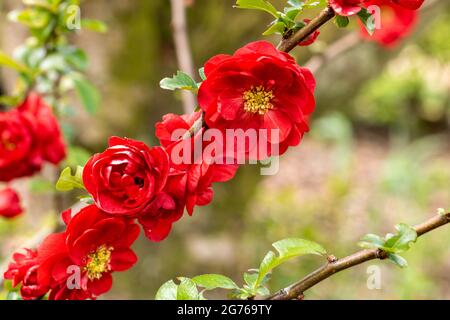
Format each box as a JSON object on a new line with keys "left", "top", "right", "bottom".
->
{"left": 267, "top": 211, "right": 450, "bottom": 300}
{"left": 170, "top": 0, "right": 197, "bottom": 114}
{"left": 277, "top": 6, "right": 335, "bottom": 53}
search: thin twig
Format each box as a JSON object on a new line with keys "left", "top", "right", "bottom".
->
{"left": 170, "top": 0, "right": 197, "bottom": 114}
{"left": 267, "top": 212, "right": 450, "bottom": 300}
{"left": 277, "top": 6, "right": 335, "bottom": 53}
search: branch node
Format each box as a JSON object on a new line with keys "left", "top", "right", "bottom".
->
{"left": 327, "top": 255, "right": 338, "bottom": 263}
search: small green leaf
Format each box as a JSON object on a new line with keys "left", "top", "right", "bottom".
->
{"left": 160, "top": 71, "right": 198, "bottom": 92}
{"left": 56, "top": 166, "right": 85, "bottom": 192}
{"left": 357, "top": 233, "right": 386, "bottom": 249}
{"left": 81, "top": 19, "right": 108, "bottom": 33}
{"left": 388, "top": 254, "right": 408, "bottom": 268}
{"left": 384, "top": 223, "right": 417, "bottom": 253}
{"left": 62, "top": 47, "right": 88, "bottom": 71}
{"left": 198, "top": 67, "right": 206, "bottom": 81}
{"left": 243, "top": 272, "right": 258, "bottom": 287}
{"left": 335, "top": 15, "right": 349, "bottom": 28}
{"left": 176, "top": 278, "right": 199, "bottom": 300}
{"left": 8, "top": 9, "right": 50, "bottom": 28}
{"left": 257, "top": 238, "right": 326, "bottom": 287}
{"left": 0, "top": 51, "right": 30, "bottom": 73}
{"left": 192, "top": 274, "right": 238, "bottom": 290}
{"left": 72, "top": 74, "right": 100, "bottom": 114}
{"left": 437, "top": 208, "right": 446, "bottom": 216}
{"left": 262, "top": 21, "right": 286, "bottom": 36}
{"left": 155, "top": 280, "right": 177, "bottom": 300}
{"left": 357, "top": 8, "right": 376, "bottom": 35}
{"left": 235, "top": 0, "right": 280, "bottom": 18}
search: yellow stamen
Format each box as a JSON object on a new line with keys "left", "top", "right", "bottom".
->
{"left": 243, "top": 86, "right": 274, "bottom": 115}
{"left": 84, "top": 245, "right": 113, "bottom": 280}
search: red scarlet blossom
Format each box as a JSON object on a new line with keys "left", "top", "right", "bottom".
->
{"left": 3, "top": 248, "right": 49, "bottom": 299}
{"left": 329, "top": 0, "right": 363, "bottom": 16}
{"left": 83, "top": 137, "right": 170, "bottom": 217}
{"left": 0, "top": 187, "right": 23, "bottom": 218}
{"left": 298, "top": 19, "right": 320, "bottom": 46}
{"left": 4, "top": 205, "right": 140, "bottom": 300}
{"left": 391, "top": 0, "right": 424, "bottom": 10}
{"left": 198, "top": 41, "right": 315, "bottom": 160}
{"left": 0, "top": 93, "right": 66, "bottom": 182}
{"left": 139, "top": 112, "right": 238, "bottom": 241}
{"left": 359, "top": 0, "right": 417, "bottom": 47}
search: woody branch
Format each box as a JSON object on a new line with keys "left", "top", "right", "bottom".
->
{"left": 267, "top": 211, "right": 450, "bottom": 300}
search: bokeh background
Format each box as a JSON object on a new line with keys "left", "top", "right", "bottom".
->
{"left": 0, "top": 0, "right": 449, "bottom": 299}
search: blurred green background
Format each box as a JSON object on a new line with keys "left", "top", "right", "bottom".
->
{"left": 0, "top": 0, "right": 449, "bottom": 299}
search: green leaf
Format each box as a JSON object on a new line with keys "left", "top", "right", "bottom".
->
{"left": 198, "top": 67, "right": 206, "bottom": 81}
{"left": 384, "top": 223, "right": 417, "bottom": 253}
{"left": 160, "top": 71, "right": 198, "bottom": 92}
{"left": 235, "top": 0, "right": 280, "bottom": 18}
{"left": 262, "top": 21, "right": 286, "bottom": 36}
{"left": 243, "top": 272, "right": 258, "bottom": 287}
{"left": 335, "top": 15, "right": 349, "bottom": 28}
{"left": 357, "top": 8, "right": 376, "bottom": 35}
{"left": 72, "top": 74, "right": 100, "bottom": 114}
{"left": 388, "top": 254, "right": 408, "bottom": 268}
{"left": 0, "top": 51, "right": 30, "bottom": 73}
{"left": 357, "top": 233, "right": 386, "bottom": 249}
{"left": 192, "top": 274, "right": 238, "bottom": 290}
{"left": 62, "top": 47, "right": 88, "bottom": 71}
{"left": 8, "top": 9, "right": 50, "bottom": 29}
{"left": 155, "top": 280, "right": 177, "bottom": 300}
{"left": 81, "top": 19, "right": 108, "bottom": 33}
{"left": 257, "top": 238, "right": 326, "bottom": 286}
{"left": 176, "top": 278, "right": 199, "bottom": 300}
{"left": 284, "top": 8, "right": 301, "bottom": 21}
{"left": 56, "top": 166, "right": 85, "bottom": 192}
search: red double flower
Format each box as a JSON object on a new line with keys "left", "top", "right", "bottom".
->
{"left": 83, "top": 137, "right": 170, "bottom": 217}
{"left": 198, "top": 41, "right": 316, "bottom": 159}
{"left": 4, "top": 205, "right": 139, "bottom": 300}
{"left": 359, "top": 0, "right": 417, "bottom": 47}
{"left": 329, "top": 0, "right": 423, "bottom": 17}
{"left": 0, "top": 93, "right": 66, "bottom": 182}
{"left": 138, "top": 112, "right": 238, "bottom": 241}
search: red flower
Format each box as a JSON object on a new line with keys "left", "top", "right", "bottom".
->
{"left": 83, "top": 137, "right": 170, "bottom": 217}
{"left": 329, "top": 0, "right": 363, "bottom": 16}
{"left": 391, "top": 0, "right": 424, "bottom": 10}
{"left": 0, "top": 93, "right": 66, "bottom": 182}
{"left": 198, "top": 41, "right": 315, "bottom": 159}
{"left": 5, "top": 205, "right": 140, "bottom": 300}
{"left": 298, "top": 19, "right": 320, "bottom": 46}
{"left": 137, "top": 112, "right": 238, "bottom": 241}
{"left": 0, "top": 187, "right": 23, "bottom": 218}
{"left": 4, "top": 249, "right": 50, "bottom": 299}
{"left": 359, "top": 0, "right": 417, "bottom": 47}
{"left": 19, "top": 93, "right": 66, "bottom": 165}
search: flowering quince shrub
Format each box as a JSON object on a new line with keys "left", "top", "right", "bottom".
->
{"left": 0, "top": 0, "right": 105, "bottom": 220}
{"left": 0, "top": 94, "right": 66, "bottom": 182}
{"left": 2, "top": 0, "right": 447, "bottom": 301}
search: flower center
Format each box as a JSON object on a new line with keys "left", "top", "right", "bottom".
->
{"left": 85, "top": 245, "right": 113, "bottom": 280}
{"left": 1, "top": 135, "right": 16, "bottom": 151}
{"left": 243, "top": 86, "right": 274, "bottom": 115}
